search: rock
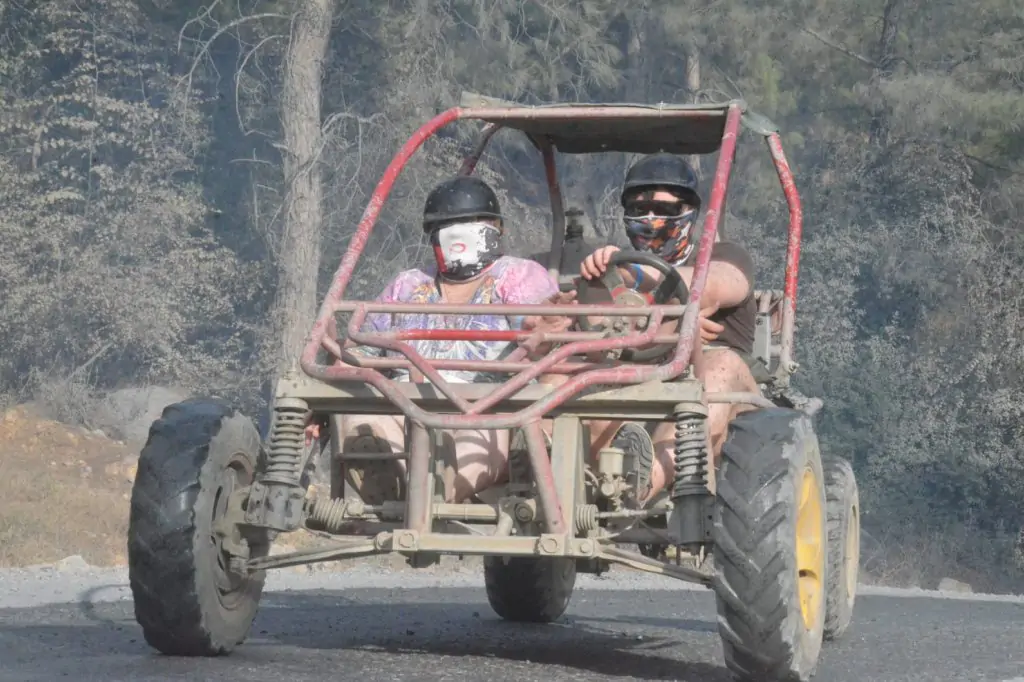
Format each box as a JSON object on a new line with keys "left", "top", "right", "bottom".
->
{"left": 104, "top": 456, "right": 138, "bottom": 483}
{"left": 54, "top": 555, "right": 90, "bottom": 571}
{"left": 305, "top": 483, "right": 329, "bottom": 501}
{"left": 270, "top": 543, "right": 297, "bottom": 556}
{"left": 90, "top": 386, "right": 189, "bottom": 446}
{"left": 938, "top": 577, "right": 973, "bottom": 593}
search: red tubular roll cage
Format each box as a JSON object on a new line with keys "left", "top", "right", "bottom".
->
{"left": 296, "top": 93, "right": 804, "bottom": 431}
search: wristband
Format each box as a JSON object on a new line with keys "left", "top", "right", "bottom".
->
{"left": 629, "top": 263, "right": 645, "bottom": 290}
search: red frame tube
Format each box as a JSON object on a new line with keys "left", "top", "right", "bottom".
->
{"left": 458, "top": 122, "right": 500, "bottom": 176}
{"left": 540, "top": 139, "right": 566, "bottom": 279}
{"left": 766, "top": 133, "right": 802, "bottom": 370}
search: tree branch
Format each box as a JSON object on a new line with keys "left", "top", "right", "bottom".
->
{"left": 177, "top": 0, "right": 224, "bottom": 53}
{"left": 235, "top": 33, "right": 288, "bottom": 138}
{"left": 178, "top": 11, "right": 290, "bottom": 99}
{"left": 802, "top": 27, "right": 879, "bottom": 68}
{"left": 68, "top": 342, "right": 113, "bottom": 380}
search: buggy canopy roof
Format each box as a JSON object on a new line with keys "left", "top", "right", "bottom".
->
{"left": 457, "top": 91, "right": 772, "bottom": 156}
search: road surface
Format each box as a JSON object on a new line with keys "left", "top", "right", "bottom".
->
{"left": 1, "top": 563, "right": 1023, "bottom": 682}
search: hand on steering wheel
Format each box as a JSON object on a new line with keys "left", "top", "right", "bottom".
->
{"left": 577, "top": 249, "right": 690, "bottom": 363}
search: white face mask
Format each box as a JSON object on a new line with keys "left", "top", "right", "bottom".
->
{"left": 430, "top": 221, "right": 502, "bottom": 280}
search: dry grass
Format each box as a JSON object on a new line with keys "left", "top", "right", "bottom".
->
{"left": 0, "top": 405, "right": 136, "bottom": 567}
{"left": 859, "top": 522, "right": 1024, "bottom": 594}
{"left": 0, "top": 403, "right": 419, "bottom": 571}
{"left": 0, "top": 404, "right": 351, "bottom": 569}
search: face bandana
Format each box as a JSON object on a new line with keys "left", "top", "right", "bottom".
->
{"left": 623, "top": 207, "right": 698, "bottom": 266}
{"left": 430, "top": 221, "right": 503, "bottom": 281}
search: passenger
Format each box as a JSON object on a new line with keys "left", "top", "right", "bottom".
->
{"left": 324, "top": 174, "right": 573, "bottom": 504}
{"left": 578, "top": 153, "right": 762, "bottom": 506}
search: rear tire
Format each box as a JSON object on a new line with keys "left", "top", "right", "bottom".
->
{"left": 484, "top": 427, "right": 577, "bottom": 623}
{"left": 483, "top": 555, "right": 577, "bottom": 623}
{"left": 823, "top": 455, "right": 860, "bottom": 641}
{"left": 127, "top": 398, "right": 271, "bottom": 656}
{"left": 712, "top": 407, "right": 828, "bottom": 682}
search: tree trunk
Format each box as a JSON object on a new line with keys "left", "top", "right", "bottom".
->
{"left": 625, "top": 8, "right": 648, "bottom": 104}
{"left": 684, "top": 41, "right": 701, "bottom": 176}
{"left": 274, "top": 0, "right": 333, "bottom": 376}
{"left": 869, "top": 0, "right": 903, "bottom": 145}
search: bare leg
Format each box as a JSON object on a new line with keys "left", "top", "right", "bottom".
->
{"left": 340, "top": 415, "right": 510, "bottom": 503}
{"left": 447, "top": 427, "right": 510, "bottom": 502}
{"left": 585, "top": 419, "right": 624, "bottom": 461}
{"left": 535, "top": 372, "right": 611, "bottom": 467}
{"left": 645, "top": 349, "right": 760, "bottom": 502}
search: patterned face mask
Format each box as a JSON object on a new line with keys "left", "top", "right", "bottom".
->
{"left": 623, "top": 207, "right": 698, "bottom": 266}
{"left": 429, "top": 220, "right": 503, "bottom": 281}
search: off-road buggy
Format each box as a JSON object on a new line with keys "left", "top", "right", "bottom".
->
{"left": 126, "top": 91, "right": 861, "bottom": 681}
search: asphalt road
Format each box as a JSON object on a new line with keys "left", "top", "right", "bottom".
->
{"left": 1, "top": 565, "right": 1024, "bottom": 682}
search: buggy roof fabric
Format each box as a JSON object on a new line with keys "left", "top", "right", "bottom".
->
{"left": 458, "top": 91, "right": 748, "bottom": 156}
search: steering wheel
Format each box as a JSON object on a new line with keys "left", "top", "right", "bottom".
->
{"left": 577, "top": 250, "right": 690, "bottom": 363}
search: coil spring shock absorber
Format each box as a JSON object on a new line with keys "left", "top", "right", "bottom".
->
{"left": 246, "top": 397, "right": 311, "bottom": 532}
{"left": 261, "top": 397, "right": 309, "bottom": 485}
{"left": 669, "top": 403, "right": 710, "bottom": 547}
{"left": 670, "top": 407, "right": 709, "bottom": 499}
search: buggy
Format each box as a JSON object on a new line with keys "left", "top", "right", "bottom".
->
{"left": 126, "top": 91, "right": 861, "bottom": 682}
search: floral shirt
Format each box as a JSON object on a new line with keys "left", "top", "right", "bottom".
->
{"left": 353, "top": 256, "right": 559, "bottom": 384}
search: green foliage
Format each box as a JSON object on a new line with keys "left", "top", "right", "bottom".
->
{"left": 0, "top": 0, "right": 254, "bottom": 399}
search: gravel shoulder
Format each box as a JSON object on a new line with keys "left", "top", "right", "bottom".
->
{"left": 2, "top": 558, "right": 1023, "bottom": 611}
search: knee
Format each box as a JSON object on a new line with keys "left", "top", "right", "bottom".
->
{"left": 454, "top": 429, "right": 510, "bottom": 464}
{"left": 707, "top": 402, "right": 732, "bottom": 430}
{"left": 588, "top": 419, "right": 623, "bottom": 449}
{"left": 341, "top": 415, "right": 405, "bottom": 448}
{"left": 700, "top": 350, "right": 758, "bottom": 392}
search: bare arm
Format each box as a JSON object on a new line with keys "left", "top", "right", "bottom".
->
{"left": 520, "top": 290, "right": 578, "bottom": 386}
{"left": 582, "top": 243, "right": 753, "bottom": 309}
{"left": 661, "top": 259, "right": 751, "bottom": 308}
{"left": 502, "top": 261, "right": 578, "bottom": 386}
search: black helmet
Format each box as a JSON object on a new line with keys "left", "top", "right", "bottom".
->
{"left": 621, "top": 153, "right": 701, "bottom": 208}
{"left": 422, "top": 175, "right": 502, "bottom": 231}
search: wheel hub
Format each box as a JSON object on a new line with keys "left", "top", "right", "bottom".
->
{"left": 796, "top": 466, "right": 824, "bottom": 631}
{"left": 210, "top": 452, "right": 255, "bottom": 607}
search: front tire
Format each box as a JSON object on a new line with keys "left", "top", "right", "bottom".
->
{"left": 127, "top": 398, "right": 271, "bottom": 656}
{"left": 712, "top": 408, "right": 828, "bottom": 682}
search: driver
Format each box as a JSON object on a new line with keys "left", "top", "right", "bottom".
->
{"left": 316, "top": 174, "right": 574, "bottom": 505}
{"left": 578, "top": 152, "right": 761, "bottom": 506}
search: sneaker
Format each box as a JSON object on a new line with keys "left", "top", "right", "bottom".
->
{"left": 507, "top": 426, "right": 553, "bottom": 489}
{"left": 612, "top": 422, "right": 655, "bottom": 507}
{"left": 342, "top": 432, "right": 405, "bottom": 505}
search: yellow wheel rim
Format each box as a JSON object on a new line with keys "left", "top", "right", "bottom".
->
{"left": 845, "top": 501, "right": 860, "bottom": 604}
{"left": 796, "top": 466, "right": 824, "bottom": 630}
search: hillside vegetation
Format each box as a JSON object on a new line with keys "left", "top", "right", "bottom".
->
{"left": 0, "top": 0, "right": 1021, "bottom": 591}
